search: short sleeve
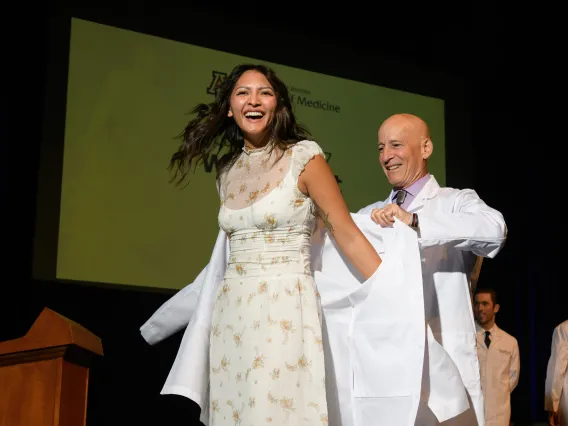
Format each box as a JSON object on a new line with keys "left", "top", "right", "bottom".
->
{"left": 216, "top": 173, "right": 225, "bottom": 203}
{"left": 290, "top": 140, "right": 326, "bottom": 182}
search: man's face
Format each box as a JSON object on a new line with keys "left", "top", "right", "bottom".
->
{"left": 474, "top": 293, "right": 499, "bottom": 326}
{"left": 377, "top": 116, "right": 430, "bottom": 189}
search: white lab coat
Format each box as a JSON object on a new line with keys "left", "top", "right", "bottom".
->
{"left": 141, "top": 176, "right": 506, "bottom": 426}
{"left": 545, "top": 320, "right": 568, "bottom": 425}
{"left": 358, "top": 175, "right": 507, "bottom": 426}
{"left": 316, "top": 216, "right": 426, "bottom": 426}
{"left": 142, "top": 216, "right": 427, "bottom": 426}
{"left": 475, "top": 324, "right": 520, "bottom": 426}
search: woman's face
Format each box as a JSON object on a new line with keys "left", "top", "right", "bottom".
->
{"left": 228, "top": 70, "right": 278, "bottom": 146}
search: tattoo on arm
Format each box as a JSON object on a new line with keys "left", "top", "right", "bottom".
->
{"left": 318, "top": 209, "right": 335, "bottom": 235}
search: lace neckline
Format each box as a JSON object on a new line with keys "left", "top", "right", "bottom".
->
{"left": 242, "top": 142, "right": 272, "bottom": 156}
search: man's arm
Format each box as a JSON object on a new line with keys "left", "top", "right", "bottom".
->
{"left": 417, "top": 189, "right": 506, "bottom": 258}
{"left": 545, "top": 323, "right": 568, "bottom": 413}
{"left": 510, "top": 339, "right": 520, "bottom": 392}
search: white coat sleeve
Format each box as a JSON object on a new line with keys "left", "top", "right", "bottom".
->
{"left": 417, "top": 189, "right": 506, "bottom": 258}
{"left": 510, "top": 339, "right": 520, "bottom": 392}
{"left": 139, "top": 229, "right": 230, "bottom": 345}
{"left": 545, "top": 323, "right": 568, "bottom": 412}
{"left": 140, "top": 265, "right": 208, "bottom": 345}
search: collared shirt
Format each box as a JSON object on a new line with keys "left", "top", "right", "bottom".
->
{"left": 390, "top": 173, "right": 431, "bottom": 210}
{"left": 477, "top": 323, "right": 498, "bottom": 346}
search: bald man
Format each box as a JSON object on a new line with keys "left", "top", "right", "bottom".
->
{"left": 359, "top": 114, "right": 508, "bottom": 426}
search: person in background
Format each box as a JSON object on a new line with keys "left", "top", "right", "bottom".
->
{"left": 545, "top": 319, "right": 568, "bottom": 426}
{"left": 474, "top": 288, "right": 520, "bottom": 426}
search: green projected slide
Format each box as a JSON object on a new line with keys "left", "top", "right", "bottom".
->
{"left": 56, "top": 18, "right": 445, "bottom": 290}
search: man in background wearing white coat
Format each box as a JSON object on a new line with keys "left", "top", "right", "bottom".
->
{"left": 545, "top": 320, "right": 568, "bottom": 426}
{"left": 473, "top": 288, "right": 520, "bottom": 426}
{"left": 359, "top": 113, "right": 507, "bottom": 425}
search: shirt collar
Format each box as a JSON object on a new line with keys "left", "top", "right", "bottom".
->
{"left": 476, "top": 322, "right": 498, "bottom": 335}
{"left": 397, "top": 173, "right": 431, "bottom": 197}
{"left": 390, "top": 173, "right": 431, "bottom": 202}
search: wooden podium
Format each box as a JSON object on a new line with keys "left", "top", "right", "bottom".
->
{"left": 0, "top": 308, "right": 103, "bottom": 426}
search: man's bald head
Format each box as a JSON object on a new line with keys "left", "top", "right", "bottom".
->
{"left": 378, "top": 113, "right": 433, "bottom": 189}
{"left": 379, "top": 113, "right": 431, "bottom": 142}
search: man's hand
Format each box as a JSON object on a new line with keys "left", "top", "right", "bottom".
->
{"left": 371, "top": 204, "right": 413, "bottom": 227}
{"left": 548, "top": 410, "right": 559, "bottom": 425}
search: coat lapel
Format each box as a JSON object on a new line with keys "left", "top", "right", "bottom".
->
{"left": 406, "top": 175, "right": 440, "bottom": 212}
{"left": 490, "top": 325, "right": 503, "bottom": 349}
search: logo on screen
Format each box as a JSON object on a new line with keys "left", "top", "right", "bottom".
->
{"left": 207, "top": 71, "right": 227, "bottom": 96}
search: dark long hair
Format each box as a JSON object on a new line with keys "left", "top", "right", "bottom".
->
{"left": 169, "top": 64, "right": 311, "bottom": 185}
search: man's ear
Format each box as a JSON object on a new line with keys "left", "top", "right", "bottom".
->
{"left": 422, "top": 138, "right": 433, "bottom": 160}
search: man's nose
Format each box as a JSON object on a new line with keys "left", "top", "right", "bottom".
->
{"left": 381, "top": 149, "right": 394, "bottom": 163}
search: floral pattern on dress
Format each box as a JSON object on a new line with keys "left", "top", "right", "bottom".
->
{"left": 211, "top": 140, "right": 328, "bottom": 425}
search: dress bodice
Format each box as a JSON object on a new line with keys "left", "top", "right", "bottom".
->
{"left": 218, "top": 140, "right": 325, "bottom": 277}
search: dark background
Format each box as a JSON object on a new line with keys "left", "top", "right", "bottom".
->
{"left": 2, "top": 4, "right": 558, "bottom": 426}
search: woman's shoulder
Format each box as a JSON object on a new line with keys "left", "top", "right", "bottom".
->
{"left": 290, "top": 140, "right": 325, "bottom": 158}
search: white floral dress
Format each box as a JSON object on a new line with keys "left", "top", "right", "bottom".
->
{"left": 210, "top": 140, "right": 328, "bottom": 426}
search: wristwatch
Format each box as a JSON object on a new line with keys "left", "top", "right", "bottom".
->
{"left": 411, "top": 213, "right": 419, "bottom": 228}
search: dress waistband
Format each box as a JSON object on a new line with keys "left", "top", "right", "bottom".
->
{"left": 226, "top": 228, "right": 312, "bottom": 278}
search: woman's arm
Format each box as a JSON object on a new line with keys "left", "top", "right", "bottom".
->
{"left": 298, "top": 155, "right": 382, "bottom": 280}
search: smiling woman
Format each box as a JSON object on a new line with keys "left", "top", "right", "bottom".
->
{"left": 168, "top": 64, "right": 310, "bottom": 186}
{"left": 227, "top": 70, "right": 278, "bottom": 150}
{"left": 162, "top": 63, "right": 383, "bottom": 426}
